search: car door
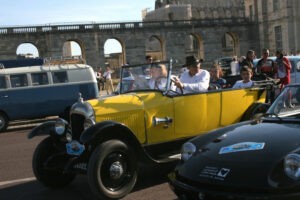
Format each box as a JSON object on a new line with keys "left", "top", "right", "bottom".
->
{"left": 220, "top": 88, "right": 263, "bottom": 126}
{"left": 143, "top": 92, "right": 175, "bottom": 144}
{"left": 173, "top": 91, "right": 222, "bottom": 138}
{"left": 0, "top": 75, "right": 9, "bottom": 114}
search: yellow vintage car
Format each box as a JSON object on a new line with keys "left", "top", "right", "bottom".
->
{"left": 28, "top": 60, "right": 271, "bottom": 200}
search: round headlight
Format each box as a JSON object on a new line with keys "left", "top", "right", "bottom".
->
{"left": 181, "top": 142, "right": 196, "bottom": 162}
{"left": 284, "top": 153, "right": 300, "bottom": 180}
{"left": 83, "top": 118, "right": 95, "bottom": 130}
{"left": 54, "top": 118, "right": 68, "bottom": 135}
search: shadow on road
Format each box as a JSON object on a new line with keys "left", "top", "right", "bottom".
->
{"left": 0, "top": 162, "right": 178, "bottom": 200}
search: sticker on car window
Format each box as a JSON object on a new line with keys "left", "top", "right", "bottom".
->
{"left": 219, "top": 142, "right": 265, "bottom": 154}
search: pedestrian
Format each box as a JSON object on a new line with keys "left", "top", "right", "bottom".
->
{"left": 240, "top": 50, "right": 255, "bottom": 71}
{"left": 95, "top": 67, "right": 104, "bottom": 91}
{"left": 275, "top": 50, "right": 291, "bottom": 91}
{"left": 256, "top": 48, "right": 276, "bottom": 79}
{"left": 230, "top": 56, "right": 240, "bottom": 75}
{"left": 103, "top": 66, "right": 114, "bottom": 95}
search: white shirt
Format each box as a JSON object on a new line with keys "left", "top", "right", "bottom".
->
{"left": 230, "top": 61, "right": 240, "bottom": 75}
{"left": 232, "top": 80, "right": 253, "bottom": 89}
{"left": 103, "top": 70, "right": 112, "bottom": 80}
{"left": 180, "top": 70, "right": 210, "bottom": 94}
{"left": 148, "top": 77, "right": 167, "bottom": 90}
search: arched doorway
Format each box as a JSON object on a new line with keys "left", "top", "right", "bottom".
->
{"left": 145, "top": 35, "right": 164, "bottom": 61}
{"left": 222, "top": 32, "right": 239, "bottom": 56}
{"left": 62, "top": 40, "right": 83, "bottom": 59}
{"left": 16, "top": 43, "right": 39, "bottom": 58}
{"left": 185, "top": 33, "right": 204, "bottom": 60}
{"left": 104, "top": 38, "right": 124, "bottom": 67}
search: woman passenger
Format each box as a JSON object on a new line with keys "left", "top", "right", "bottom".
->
{"left": 148, "top": 63, "right": 168, "bottom": 90}
{"left": 209, "top": 63, "right": 226, "bottom": 89}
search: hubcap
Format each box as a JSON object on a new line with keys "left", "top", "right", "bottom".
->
{"left": 109, "top": 161, "right": 124, "bottom": 179}
{"left": 101, "top": 152, "right": 132, "bottom": 191}
{"left": 0, "top": 116, "right": 4, "bottom": 128}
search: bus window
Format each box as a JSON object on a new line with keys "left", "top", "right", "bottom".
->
{"left": 0, "top": 76, "right": 6, "bottom": 89}
{"left": 31, "top": 73, "right": 49, "bottom": 86}
{"left": 52, "top": 71, "right": 68, "bottom": 84}
{"left": 10, "top": 74, "right": 28, "bottom": 88}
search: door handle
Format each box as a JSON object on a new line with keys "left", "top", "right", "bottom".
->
{"left": 152, "top": 116, "right": 173, "bottom": 128}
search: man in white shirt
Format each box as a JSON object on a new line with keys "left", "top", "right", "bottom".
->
{"left": 173, "top": 56, "right": 210, "bottom": 94}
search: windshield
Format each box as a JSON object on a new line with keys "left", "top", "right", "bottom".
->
{"left": 119, "top": 61, "right": 171, "bottom": 94}
{"left": 267, "top": 85, "right": 300, "bottom": 117}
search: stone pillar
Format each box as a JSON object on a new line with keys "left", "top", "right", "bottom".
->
{"left": 125, "top": 37, "right": 146, "bottom": 64}
{"left": 165, "top": 32, "right": 186, "bottom": 66}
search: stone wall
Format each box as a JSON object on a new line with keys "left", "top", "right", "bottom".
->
{"left": 154, "top": 0, "right": 245, "bottom": 19}
{"left": 0, "top": 20, "right": 257, "bottom": 69}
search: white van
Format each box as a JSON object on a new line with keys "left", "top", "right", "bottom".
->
{"left": 0, "top": 63, "right": 99, "bottom": 131}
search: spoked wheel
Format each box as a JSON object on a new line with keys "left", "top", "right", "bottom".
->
{"left": 0, "top": 112, "right": 8, "bottom": 132}
{"left": 32, "top": 137, "right": 76, "bottom": 188}
{"left": 88, "top": 140, "right": 137, "bottom": 200}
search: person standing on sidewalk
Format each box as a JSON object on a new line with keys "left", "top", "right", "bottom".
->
{"left": 103, "top": 66, "right": 114, "bottom": 95}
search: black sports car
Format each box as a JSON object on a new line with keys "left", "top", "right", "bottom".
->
{"left": 169, "top": 84, "right": 300, "bottom": 200}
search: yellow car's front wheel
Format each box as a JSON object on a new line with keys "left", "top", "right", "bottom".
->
{"left": 87, "top": 139, "right": 138, "bottom": 200}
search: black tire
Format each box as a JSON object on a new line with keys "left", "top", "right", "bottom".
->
{"left": 32, "top": 137, "right": 76, "bottom": 188}
{"left": 0, "top": 112, "right": 8, "bottom": 132}
{"left": 87, "top": 140, "right": 137, "bottom": 200}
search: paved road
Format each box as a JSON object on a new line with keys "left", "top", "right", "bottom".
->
{"left": 0, "top": 126, "right": 178, "bottom": 200}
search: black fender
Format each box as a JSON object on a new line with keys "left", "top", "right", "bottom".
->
{"left": 80, "top": 121, "right": 153, "bottom": 163}
{"left": 241, "top": 102, "right": 270, "bottom": 121}
{"left": 27, "top": 121, "right": 56, "bottom": 139}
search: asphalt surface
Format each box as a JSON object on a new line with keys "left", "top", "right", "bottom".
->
{"left": 0, "top": 124, "right": 178, "bottom": 200}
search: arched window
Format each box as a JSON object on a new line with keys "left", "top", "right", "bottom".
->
{"left": 185, "top": 34, "right": 204, "bottom": 60}
{"left": 145, "top": 35, "right": 164, "bottom": 61}
{"left": 62, "top": 41, "right": 82, "bottom": 58}
{"left": 16, "top": 43, "right": 39, "bottom": 58}
{"left": 104, "top": 38, "right": 124, "bottom": 69}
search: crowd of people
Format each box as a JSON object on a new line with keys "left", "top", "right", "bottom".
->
{"left": 94, "top": 48, "right": 293, "bottom": 95}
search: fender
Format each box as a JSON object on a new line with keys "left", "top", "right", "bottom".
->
{"left": 80, "top": 121, "right": 153, "bottom": 163}
{"left": 241, "top": 102, "right": 270, "bottom": 121}
{"left": 27, "top": 121, "right": 56, "bottom": 139}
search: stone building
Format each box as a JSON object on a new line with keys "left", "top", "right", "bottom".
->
{"left": 144, "top": 0, "right": 245, "bottom": 21}
{"left": 145, "top": 0, "right": 300, "bottom": 56}
{"left": 245, "top": 0, "right": 300, "bottom": 55}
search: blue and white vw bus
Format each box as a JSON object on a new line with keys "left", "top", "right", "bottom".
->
{"left": 0, "top": 63, "right": 99, "bottom": 131}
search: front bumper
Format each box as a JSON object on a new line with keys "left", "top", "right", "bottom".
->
{"left": 169, "top": 175, "right": 300, "bottom": 200}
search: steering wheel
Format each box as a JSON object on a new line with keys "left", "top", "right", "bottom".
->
{"left": 168, "top": 78, "right": 183, "bottom": 95}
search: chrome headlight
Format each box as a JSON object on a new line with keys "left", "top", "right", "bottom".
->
{"left": 181, "top": 142, "right": 196, "bottom": 162}
{"left": 54, "top": 118, "right": 68, "bottom": 135}
{"left": 284, "top": 153, "right": 300, "bottom": 180}
{"left": 83, "top": 118, "right": 95, "bottom": 130}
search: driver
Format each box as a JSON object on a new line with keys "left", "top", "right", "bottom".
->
{"left": 173, "top": 56, "right": 210, "bottom": 94}
{"left": 148, "top": 63, "right": 168, "bottom": 90}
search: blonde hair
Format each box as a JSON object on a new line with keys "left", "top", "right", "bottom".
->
{"left": 159, "top": 64, "right": 168, "bottom": 77}
{"left": 210, "top": 63, "right": 224, "bottom": 77}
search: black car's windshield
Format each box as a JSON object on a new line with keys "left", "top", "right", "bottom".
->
{"left": 119, "top": 61, "right": 172, "bottom": 94}
{"left": 267, "top": 85, "right": 300, "bottom": 118}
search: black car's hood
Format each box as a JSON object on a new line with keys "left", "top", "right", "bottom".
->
{"left": 177, "top": 121, "right": 300, "bottom": 190}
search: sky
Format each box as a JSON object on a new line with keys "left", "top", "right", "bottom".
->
{"left": 1, "top": 0, "right": 155, "bottom": 56}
